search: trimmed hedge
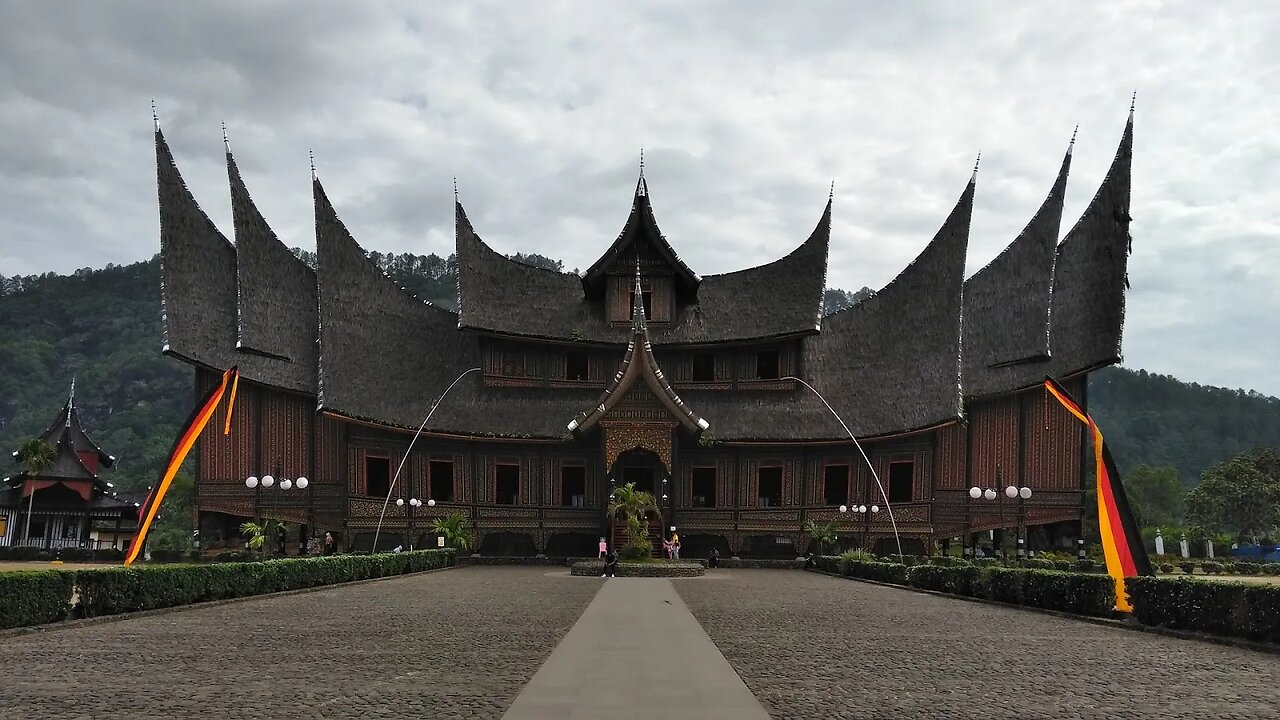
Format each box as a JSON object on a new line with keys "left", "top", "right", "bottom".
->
{"left": 814, "top": 556, "right": 1116, "bottom": 617}
{"left": 0, "top": 549, "right": 456, "bottom": 628}
{"left": 0, "top": 570, "right": 76, "bottom": 629}
{"left": 1128, "top": 577, "right": 1280, "bottom": 643}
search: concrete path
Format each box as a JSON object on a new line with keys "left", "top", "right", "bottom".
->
{"left": 503, "top": 577, "right": 771, "bottom": 720}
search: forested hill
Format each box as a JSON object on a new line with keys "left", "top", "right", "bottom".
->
{"left": 2, "top": 257, "right": 1276, "bottom": 494}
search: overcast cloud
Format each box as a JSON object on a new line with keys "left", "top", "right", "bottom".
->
{"left": 1, "top": 1, "right": 1276, "bottom": 395}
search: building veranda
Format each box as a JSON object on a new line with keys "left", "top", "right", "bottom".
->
{"left": 159, "top": 111, "right": 1136, "bottom": 559}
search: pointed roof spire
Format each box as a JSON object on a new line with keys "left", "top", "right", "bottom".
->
{"left": 1130, "top": 90, "right": 1137, "bottom": 115}
{"left": 829, "top": 180, "right": 835, "bottom": 200}
{"left": 971, "top": 152, "right": 981, "bottom": 182}
{"left": 66, "top": 376, "right": 75, "bottom": 427}
{"left": 631, "top": 258, "right": 646, "bottom": 331}
{"left": 1068, "top": 125, "right": 1078, "bottom": 155}
{"left": 309, "top": 149, "right": 316, "bottom": 180}
{"left": 151, "top": 99, "right": 159, "bottom": 131}
{"left": 222, "top": 122, "right": 230, "bottom": 152}
{"left": 453, "top": 176, "right": 459, "bottom": 202}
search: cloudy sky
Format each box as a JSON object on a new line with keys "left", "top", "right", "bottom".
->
{"left": 1, "top": 1, "right": 1277, "bottom": 396}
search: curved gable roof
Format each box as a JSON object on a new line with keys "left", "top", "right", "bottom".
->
{"left": 803, "top": 175, "right": 973, "bottom": 438}
{"left": 962, "top": 143, "right": 1071, "bottom": 397}
{"left": 582, "top": 176, "right": 700, "bottom": 297}
{"left": 1049, "top": 112, "right": 1134, "bottom": 379}
{"left": 226, "top": 150, "right": 318, "bottom": 391}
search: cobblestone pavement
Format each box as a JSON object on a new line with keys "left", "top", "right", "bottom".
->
{"left": 0, "top": 567, "right": 600, "bottom": 720}
{"left": 675, "top": 570, "right": 1280, "bottom": 720}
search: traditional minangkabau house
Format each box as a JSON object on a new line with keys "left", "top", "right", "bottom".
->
{"left": 1, "top": 383, "right": 137, "bottom": 550}
{"left": 162, "top": 107, "right": 1133, "bottom": 558}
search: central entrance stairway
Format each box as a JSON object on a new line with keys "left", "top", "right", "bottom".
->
{"left": 609, "top": 513, "right": 668, "bottom": 558}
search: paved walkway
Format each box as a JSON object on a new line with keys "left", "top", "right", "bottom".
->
{"left": 503, "top": 577, "right": 769, "bottom": 720}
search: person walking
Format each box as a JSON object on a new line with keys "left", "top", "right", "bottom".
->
{"left": 603, "top": 547, "right": 618, "bottom": 578}
{"left": 598, "top": 536, "right": 608, "bottom": 558}
{"left": 670, "top": 530, "right": 681, "bottom": 560}
{"left": 708, "top": 546, "right": 720, "bottom": 568}
{"left": 323, "top": 531, "right": 337, "bottom": 556}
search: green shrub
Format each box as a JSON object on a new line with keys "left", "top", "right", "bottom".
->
{"left": 93, "top": 548, "right": 124, "bottom": 563}
{"left": 1052, "top": 560, "right": 1073, "bottom": 572}
{"left": 0, "top": 570, "right": 76, "bottom": 629}
{"left": 1159, "top": 563, "right": 1174, "bottom": 574}
{"left": 1072, "top": 559, "right": 1096, "bottom": 572}
{"left": 1024, "top": 558, "right": 1054, "bottom": 571}
{"left": 1263, "top": 564, "right": 1280, "bottom": 577}
{"left": 1128, "top": 577, "right": 1280, "bottom": 643}
{"left": 9, "top": 546, "right": 42, "bottom": 561}
{"left": 76, "top": 550, "right": 454, "bottom": 618}
{"left": 1201, "top": 561, "right": 1223, "bottom": 575}
{"left": 1178, "top": 561, "right": 1195, "bottom": 575}
{"left": 0, "top": 546, "right": 12, "bottom": 560}
{"left": 149, "top": 549, "right": 186, "bottom": 563}
{"left": 845, "top": 559, "right": 908, "bottom": 584}
{"left": 986, "top": 568, "right": 1024, "bottom": 604}
{"left": 974, "top": 557, "right": 1001, "bottom": 568}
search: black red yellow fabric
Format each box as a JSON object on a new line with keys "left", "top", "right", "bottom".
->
{"left": 1044, "top": 376, "right": 1152, "bottom": 611}
{"left": 124, "top": 367, "right": 238, "bottom": 566}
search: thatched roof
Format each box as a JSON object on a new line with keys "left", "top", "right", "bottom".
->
{"left": 314, "top": 177, "right": 481, "bottom": 429}
{"left": 455, "top": 195, "right": 829, "bottom": 345}
{"left": 156, "top": 129, "right": 314, "bottom": 393}
{"left": 1047, "top": 112, "right": 1134, "bottom": 380}
{"left": 227, "top": 149, "right": 319, "bottom": 392}
{"left": 801, "top": 175, "right": 974, "bottom": 438}
{"left": 20, "top": 381, "right": 115, "bottom": 470}
{"left": 961, "top": 144, "right": 1071, "bottom": 397}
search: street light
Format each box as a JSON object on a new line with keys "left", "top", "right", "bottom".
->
{"left": 839, "top": 503, "right": 880, "bottom": 551}
{"left": 966, "top": 483, "right": 1032, "bottom": 558}
{"left": 783, "top": 376, "right": 902, "bottom": 557}
{"left": 373, "top": 367, "right": 482, "bottom": 553}
{"left": 245, "top": 472, "right": 310, "bottom": 554}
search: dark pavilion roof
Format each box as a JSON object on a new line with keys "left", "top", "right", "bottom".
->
{"left": 801, "top": 175, "right": 974, "bottom": 438}
{"left": 22, "top": 381, "right": 115, "bottom": 470}
{"left": 570, "top": 270, "right": 708, "bottom": 434}
{"left": 1047, "top": 112, "right": 1134, "bottom": 380}
{"left": 158, "top": 111, "right": 1135, "bottom": 442}
{"left": 227, "top": 148, "right": 319, "bottom": 384}
{"left": 455, "top": 184, "right": 830, "bottom": 345}
{"left": 961, "top": 142, "right": 1072, "bottom": 397}
{"left": 156, "top": 129, "right": 315, "bottom": 394}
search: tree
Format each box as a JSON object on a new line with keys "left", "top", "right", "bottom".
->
{"left": 17, "top": 437, "right": 55, "bottom": 477}
{"left": 239, "top": 519, "right": 282, "bottom": 556}
{"left": 1123, "top": 465, "right": 1185, "bottom": 527}
{"left": 821, "top": 286, "right": 875, "bottom": 316}
{"left": 508, "top": 253, "right": 563, "bottom": 272}
{"left": 607, "top": 482, "right": 660, "bottom": 560}
{"left": 430, "top": 511, "right": 474, "bottom": 550}
{"left": 1185, "top": 449, "right": 1280, "bottom": 543}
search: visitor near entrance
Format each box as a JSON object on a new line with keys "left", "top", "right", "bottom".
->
{"left": 603, "top": 547, "right": 617, "bottom": 577}
{"left": 598, "top": 536, "right": 607, "bottom": 557}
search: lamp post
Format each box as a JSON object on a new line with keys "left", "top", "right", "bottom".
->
{"left": 395, "top": 497, "right": 436, "bottom": 549}
{"left": 838, "top": 503, "right": 879, "bottom": 551}
{"left": 1005, "top": 484, "right": 1033, "bottom": 558}
{"left": 373, "top": 367, "right": 481, "bottom": 553}
{"left": 245, "top": 473, "right": 308, "bottom": 555}
{"left": 783, "top": 376, "right": 902, "bottom": 557}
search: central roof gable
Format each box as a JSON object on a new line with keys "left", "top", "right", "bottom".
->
{"left": 580, "top": 176, "right": 701, "bottom": 298}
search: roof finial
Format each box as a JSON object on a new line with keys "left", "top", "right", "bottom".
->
{"left": 151, "top": 99, "right": 159, "bottom": 131}
{"left": 1068, "top": 124, "right": 1078, "bottom": 155}
{"left": 67, "top": 375, "right": 75, "bottom": 426}
{"left": 1130, "top": 90, "right": 1137, "bottom": 114}
{"left": 309, "top": 149, "right": 316, "bottom": 179}
{"left": 829, "top": 180, "right": 835, "bottom": 201}
{"left": 971, "top": 152, "right": 981, "bottom": 180}
{"left": 632, "top": 258, "right": 646, "bottom": 330}
{"left": 453, "top": 177, "right": 459, "bottom": 201}
{"left": 222, "top": 122, "right": 230, "bottom": 151}
{"left": 639, "top": 146, "right": 645, "bottom": 177}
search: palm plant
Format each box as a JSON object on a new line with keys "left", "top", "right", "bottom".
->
{"left": 608, "top": 482, "right": 659, "bottom": 560}
{"left": 430, "top": 511, "right": 473, "bottom": 550}
{"left": 17, "top": 438, "right": 55, "bottom": 543}
{"left": 18, "top": 438, "right": 55, "bottom": 478}
{"left": 803, "top": 519, "right": 838, "bottom": 555}
{"left": 239, "top": 519, "right": 281, "bottom": 556}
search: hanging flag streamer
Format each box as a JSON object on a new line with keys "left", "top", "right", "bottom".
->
{"left": 1044, "top": 376, "right": 1152, "bottom": 611}
{"left": 125, "top": 367, "right": 239, "bottom": 566}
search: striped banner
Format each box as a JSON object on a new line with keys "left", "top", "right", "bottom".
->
{"left": 124, "top": 367, "right": 238, "bottom": 566}
{"left": 1045, "top": 376, "right": 1152, "bottom": 611}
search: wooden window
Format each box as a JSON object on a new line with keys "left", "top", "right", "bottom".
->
{"left": 691, "top": 466, "right": 717, "bottom": 508}
{"left": 61, "top": 520, "right": 78, "bottom": 539}
{"left": 565, "top": 352, "right": 589, "bottom": 381}
{"left": 0, "top": 515, "right": 7, "bottom": 538}
{"left": 429, "top": 460, "right": 454, "bottom": 502}
{"left": 756, "top": 351, "right": 780, "bottom": 380}
{"left": 823, "top": 464, "right": 850, "bottom": 506}
{"left": 365, "top": 455, "right": 391, "bottom": 498}
{"left": 561, "top": 465, "right": 586, "bottom": 507}
{"left": 501, "top": 349, "right": 526, "bottom": 377}
{"left": 757, "top": 466, "right": 783, "bottom": 507}
{"left": 692, "top": 353, "right": 715, "bottom": 382}
{"left": 495, "top": 464, "right": 520, "bottom": 505}
{"left": 888, "top": 461, "right": 914, "bottom": 503}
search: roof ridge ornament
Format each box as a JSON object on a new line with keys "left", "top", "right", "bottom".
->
{"left": 453, "top": 176, "right": 459, "bottom": 202}
{"left": 972, "top": 152, "right": 981, "bottom": 181}
{"left": 151, "top": 99, "right": 159, "bottom": 131}
{"left": 1068, "top": 125, "right": 1078, "bottom": 155}
{"left": 222, "top": 121, "right": 230, "bottom": 152}
{"left": 636, "top": 148, "right": 647, "bottom": 197}
{"left": 829, "top": 180, "right": 835, "bottom": 201}
{"left": 309, "top": 149, "right": 316, "bottom": 180}
{"left": 67, "top": 375, "right": 75, "bottom": 427}
{"left": 1130, "top": 90, "right": 1137, "bottom": 115}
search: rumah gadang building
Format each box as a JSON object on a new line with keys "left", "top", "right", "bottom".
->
{"left": 158, "top": 108, "right": 1134, "bottom": 559}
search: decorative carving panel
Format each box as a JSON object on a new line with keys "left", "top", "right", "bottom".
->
{"left": 602, "top": 422, "right": 673, "bottom": 472}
